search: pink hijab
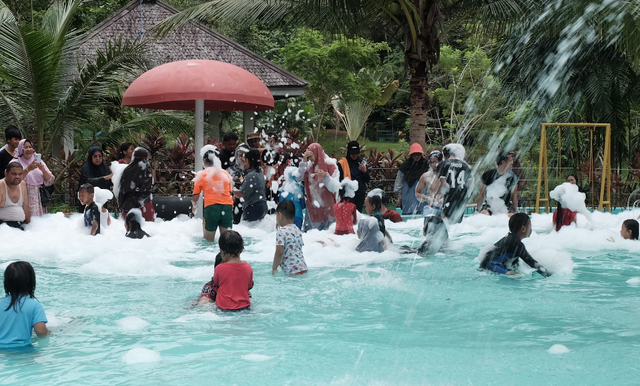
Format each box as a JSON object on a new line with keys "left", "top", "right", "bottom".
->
{"left": 12, "top": 139, "right": 52, "bottom": 186}
{"left": 303, "top": 143, "right": 337, "bottom": 223}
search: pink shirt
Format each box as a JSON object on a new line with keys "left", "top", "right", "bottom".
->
{"left": 213, "top": 262, "right": 253, "bottom": 310}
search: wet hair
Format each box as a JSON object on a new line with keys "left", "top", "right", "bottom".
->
{"left": 277, "top": 199, "right": 296, "bottom": 220}
{"left": 4, "top": 125, "right": 21, "bottom": 141}
{"left": 4, "top": 261, "right": 36, "bottom": 312}
{"left": 496, "top": 150, "right": 510, "bottom": 166}
{"left": 219, "top": 230, "right": 244, "bottom": 257}
{"left": 369, "top": 195, "right": 382, "bottom": 212}
{"left": 508, "top": 213, "right": 530, "bottom": 233}
{"left": 203, "top": 149, "right": 216, "bottom": 167}
{"left": 428, "top": 150, "right": 443, "bottom": 162}
{"left": 5, "top": 161, "right": 22, "bottom": 173}
{"left": 125, "top": 211, "right": 143, "bottom": 233}
{"left": 245, "top": 148, "right": 261, "bottom": 170}
{"left": 223, "top": 132, "right": 239, "bottom": 142}
{"left": 623, "top": 219, "right": 639, "bottom": 240}
{"left": 133, "top": 148, "right": 148, "bottom": 159}
{"left": 554, "top": 202, "right": 565, "bottom": 232}
{"left": 79, "top": 183, "right": 94, "bottom": 194}
{"left": 119, "top": 142, "right": 133, "bottom": 159}
{"left": 338, "top": 188, "right": 347, "bottom": 201}
{"left": 214, "top": 252, "right": 223, "bottom": 268}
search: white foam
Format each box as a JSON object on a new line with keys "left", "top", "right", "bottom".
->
{"left": 626, "top": 277, "right": 640, "bottom": 284}
{"left": 122, "top": 347, "right": 162, "bottom": 363}
{"left": 116, "top": 316, "right": 150, "bottom": 332}
{"left": 45, "top": 312, "right": 71, "bottom": 328}
{"left": 548, "top": 344, "right": 570, "bottom": 354}
{"left": 241, "top": 354, "right": 273, "bottom": 362}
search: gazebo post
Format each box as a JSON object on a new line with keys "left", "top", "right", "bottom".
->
{"left": 243, "top": 111, "right": 255, "bottom": 143}
{"left": 210, "top": 111, "right": 220, "bottom": 141}
{"left": 195, "top": 99, "right": 205, "bottom": 218}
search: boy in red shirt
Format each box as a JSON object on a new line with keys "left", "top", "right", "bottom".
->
{"left": 199, "top": 230, "right": 253, "bottom": 311}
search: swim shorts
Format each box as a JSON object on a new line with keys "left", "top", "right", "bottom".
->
{"left": 203, "top": 204, "right": 233, "bottom": 231}
{"left": 200, "top": 280, "right": 217, "bottom": 302}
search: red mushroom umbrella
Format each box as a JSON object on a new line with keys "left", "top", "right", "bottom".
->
{"left": 122, "top": 60, "right": 274, "bottom": 171}
{"left": 122, "top": 60, "right": 274, "bottom": 217}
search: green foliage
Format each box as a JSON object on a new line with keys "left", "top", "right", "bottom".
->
{"left": 281, "top": 28, "right": 388, "bottom": 138}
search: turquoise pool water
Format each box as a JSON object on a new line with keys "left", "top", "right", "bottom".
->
{"left": 1, "top": 211, "right": 639, "bottom": 385}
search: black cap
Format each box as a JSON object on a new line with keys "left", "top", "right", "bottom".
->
{"left": 347, "top": 141, "right": 360, "bottom": 155}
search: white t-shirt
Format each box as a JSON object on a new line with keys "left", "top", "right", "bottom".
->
{"left": 276, "top": 224, "right": 307, "bottom": 274}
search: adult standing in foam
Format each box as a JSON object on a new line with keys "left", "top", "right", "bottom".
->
{"left": 299, "top": 143, "right": 340, "bottom": 231}
{"left": 415, "top": 150, "right": 444, "bottom": 216}
{"left": 11, "top": 139, "right": 55, "bottom": 217}
{"left": 234, "top": 149, "right": 268, "bottom": 222}
{"left": 117, "top": 148, "right": 155, "bottom": 222}
{"left": 218, "top": 132, "right": 239, "bottom": 170}
{"left": 337, "top": 141, "right": 370, "bottom": 212}
{"left": 192, "top": 147, "right": 234, "bottom": 242}
{"left": 228, "top": 144, "right": 249, "bottom": 225}
{"left": 0, "top": 162, "right": 30, "bottom": 229}
{"left": 79, "top": 147, "right": 112, "bottom": 190}
{"left": 432, "top": 144, "right": 474, "bottom": 224}
{"left": 476, "top": 150, "right": 519, "bottom": 216}
{"left": 394, "top": 143, "right": 430, "bottom": 215}
{"left": 0, "top": 126, "right": 21, "bottom": 174}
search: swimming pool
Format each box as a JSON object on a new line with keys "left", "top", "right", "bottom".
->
{"left": 1, "top": 211, "right": 639, "bottom": 385}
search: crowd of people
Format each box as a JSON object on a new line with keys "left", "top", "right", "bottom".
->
{"left": 3, "top": 124, "right": 640, "bottom": 348}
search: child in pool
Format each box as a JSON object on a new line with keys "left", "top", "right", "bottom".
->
{"left": 198, "top": 231, "right": 253, "bottom": 311}
{"left": 334, "top": 188, "right": 357, "bottom": 235}
{"left": 125, "top": 209, "right": 149, "bottom": 239}
{"left": 78, "top": 184, "right": 100, "bottom": 236}
{"left": 365, "top": 195, "right": 393, "bottom": 244}
{"left": 272, "top": 200, "right": 308, "bottom": 275}
{"left": 0, "top": 261, "right": 49, "bottom": 348}
{"left": 620, "top": 219, "right": 639, "bottom": 240}
{"left": 479, "top": 213, "right": 551, "bottom": 277}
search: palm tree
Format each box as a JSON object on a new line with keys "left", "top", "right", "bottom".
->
{"left": 155, "top": 0, "right": 531, "bottom": 147}
{"left": 0, "top": 0, "right": 149, "bottom": 155}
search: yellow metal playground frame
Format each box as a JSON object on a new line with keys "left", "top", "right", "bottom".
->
{"left": 535, "top": 123, "right": 612, "bottom": 213}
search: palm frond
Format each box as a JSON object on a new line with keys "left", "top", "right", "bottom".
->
{"left": 41, "top": 0, "right": 83, "bottom": 46}
{"left": 99, "top": 111, "right": 198, "bottom": 149}
{"left": 0, "top": 88, "right": 23, "bottom": 129}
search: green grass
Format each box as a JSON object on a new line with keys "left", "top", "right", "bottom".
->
{"left": 318, "top": 130, "right": 408, "bottom": 157}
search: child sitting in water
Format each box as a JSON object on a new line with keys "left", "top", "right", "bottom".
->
{"left": 94, "top": 187, "right": 112, "bottom": 228}
{"left": 125, "top": 209, "right": 149, "bottom": 239}
{"left": 0, "top": 261, "right": 49, "bottom": 348}
{"left": 199, "top": 230, "right": 253, "bottom": 311}
{"left": 272, "top": 200, "right": 308, "bottom": 275}
{"left": 620, "top": 219, "right": 639, "bottom": 240}
{"left": 479, "top": 213, "right": 551, "bottom": 277}
{"left": 334, "top": 188, "right": 357, "bottom": 235}
{"left": 365, "top": 195, "right": 393, "bottom": 244}
{"left": 356, "top": 216, "right": 385, "bottom": 253}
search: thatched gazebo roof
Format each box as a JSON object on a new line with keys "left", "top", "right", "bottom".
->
{"left": 76, "top": 0, "right": 307, "bottom": 99}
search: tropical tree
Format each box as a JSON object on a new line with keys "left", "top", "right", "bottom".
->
{"left": 0, "top": 0, "right": 149, "bottom": 155}
{"left": 155, "top": 0, "right": 532, "bottom": 147}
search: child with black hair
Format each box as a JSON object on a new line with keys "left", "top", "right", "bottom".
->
{"left": 620, "top": 219, "right": 639, "bottom": 240}
{"left": 273, "top": 200, "right": 307, "bottom": 275}
{"left": 0, "top": 261, "right": 49, "bottom": 348}
{"left": 334, "top": 188, "right": 357, "bottom": 235}
{"left": 479, "top": 213, "right": 551, "bottom": 277}
{"left": 78, "top": 184, "right": 100, "bottom": 236}
{"left": 199, "top": 230, "right": 253, "bottom": 311}
{"left": 125, "top": 209, "right": 150, "bottom": 239}
{"left": 365, "top": 195, "right": 393, "bottom": 244}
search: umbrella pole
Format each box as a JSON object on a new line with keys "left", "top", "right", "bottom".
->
{"left": 195, "top": 99, "right": 205, "bottom": 218}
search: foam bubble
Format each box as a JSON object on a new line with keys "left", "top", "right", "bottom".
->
{"left": 626, "top": 277, "right": 640, "bottom": 284}
{"left": 45, "top": 312, "right": 71, "bottom": 328}
{"left": 241, "top": 354, "right": 273, "bottom": 362}
{"left": 116, "top": 316, "right": 150, "bottom": 332}
{"left": 548, "top": 344, "right": 570, "bottom": 354}
{"left": 122, "top": 348, "right": 162, "bottom": 363}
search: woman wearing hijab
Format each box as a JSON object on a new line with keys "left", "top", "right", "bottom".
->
{"left": 117, "top": 148, "right": 155, "bottom": 222}
{"left": 79, "top": 147, "right": 112, "bottom": 190}
{"left": 298, "top": 143, "right": 340, "bottom": 231}
{"left": 11, "top": 139, "right": 55, "bottom": 217}
{"left": 394, "top": 143, "right": 430, "bottom": 215}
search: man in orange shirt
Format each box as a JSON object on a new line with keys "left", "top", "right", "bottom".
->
{"left": 192, "top": 148, "right": 234, "bottom": 242}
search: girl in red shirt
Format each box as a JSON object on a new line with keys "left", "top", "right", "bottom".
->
{"left": 199, "top": 230, "right": 253, "bottom": 311}
{"left": 334, "top": 188, "right": 357, "bottom": 235}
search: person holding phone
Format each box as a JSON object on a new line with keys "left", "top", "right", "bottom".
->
{"left": 11, "top": 139, "right": 54, "bottom": 217}
{"left": 337, "top": 141, "right": 370, "bottom": 212}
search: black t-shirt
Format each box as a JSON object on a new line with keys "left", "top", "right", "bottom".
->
{"left": 437, "top": 159, "right": 473, "bottom": 223}
{"left": 83, "top": 202, "right": 101, "bottom": 235}
{"left": 0, "top": 149, "right": 15, "bottom": 175}
{"left": 481, "top": 169, "right": 519, "bottom": 207}
{"left": 219, "top": 148, "right": 233, "bottom": 170}
{"left": 479, "top": 233, "right": 550, "bottom": 277}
